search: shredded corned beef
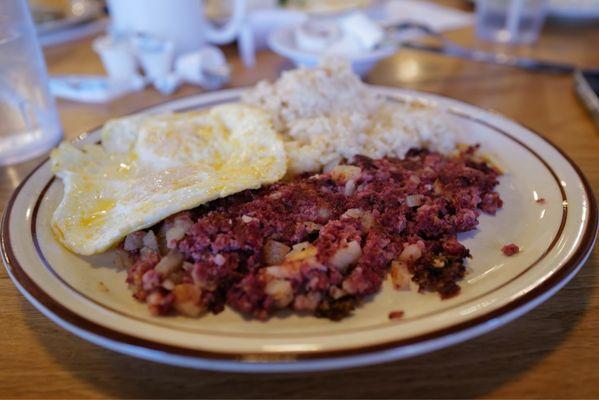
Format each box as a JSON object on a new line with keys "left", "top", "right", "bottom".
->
{"left": 388, "top": 310, "right": 405, "bottom": 320}
{"left": 123, "top": 146, "right": 503, "bottom": 320}
{"left": 501, "top": 243, "right": 520, "bottom": 256}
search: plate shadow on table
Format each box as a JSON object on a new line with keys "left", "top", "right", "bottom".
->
{"left": 22, "top": 252, "right": 596, "bottom": 399}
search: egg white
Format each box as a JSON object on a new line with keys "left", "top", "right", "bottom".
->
{"left": 51, "top": 104, "right": 287, "bottom": 255}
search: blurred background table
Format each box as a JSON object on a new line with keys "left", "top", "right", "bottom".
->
{"left": 1, "top": 1, "right": 599, "bottom": 398}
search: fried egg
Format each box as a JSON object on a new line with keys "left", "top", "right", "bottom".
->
{"left": 51, "top": 104, "right": 287, "bottom": 255}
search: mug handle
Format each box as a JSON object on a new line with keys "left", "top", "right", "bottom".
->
{"left": 204, "top": 0, "right": 247, "bottom": 44}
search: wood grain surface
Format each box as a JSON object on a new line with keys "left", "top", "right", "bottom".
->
{"left": 1, "top": 2, "right": 598, "bottom": 398}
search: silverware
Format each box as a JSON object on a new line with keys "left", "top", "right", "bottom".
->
{"left": 386, "top": 22, "right": 578, "bottom": 74}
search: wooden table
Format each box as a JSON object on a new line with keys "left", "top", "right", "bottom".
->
{"left": 2, "top": 4, "right": 599, "bottom": 398}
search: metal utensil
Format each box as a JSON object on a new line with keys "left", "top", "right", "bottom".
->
{"left": 385, "top": 22, "right": 578, "bottom": 74}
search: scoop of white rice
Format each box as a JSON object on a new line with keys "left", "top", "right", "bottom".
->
{"left": 242, "top": 58, "right": 456, "bottom": 175}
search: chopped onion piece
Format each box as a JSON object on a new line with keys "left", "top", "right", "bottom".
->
{"left": 323, "top": 157, "right": 341, "bottom": 173}
{"left": 265, "top": 279, "right": 293, "bottom": 308}
{"left": 406, "top": 194, "right": 425, "bottom": 207}
{"left": 265, "top": 265, "right": 299, "bottom": 280}
{"left": 399, "top": 243, "right": 422, "bottom": 262}
{"left": 165, "top": 217, "right": 192, "bottom": 248}
{"left": 173, "top": 284, "right": 203, "bottom": 317}
{"left": 123, "top": 232, "right": 144, "bottom": 251}
{"left": 344, "top": 179, "right": 356, "bottom": 196}
{"left": 318, "top": 207, "right": 331, "bottom": 220}
{"left": 342, "top": 208, "right": 363, "bottom": 219}
{"left": 390, "top": 260, "right": 413, "bottom": 291}
{"left": 155, "top": 250, "right": 184, "bottom": 275}
{"left": 361, "top": 211, "right": 374, "bottom": 231}
{"left": 264, "top": 240, "right": 291, "bottom": 265}
{"left": 286, "top": 242, "right": 317, "bottom": 261}
{"left": 213, "top": 253, "right": 226, "bottom": 266}
{"left": 330, "top": 241, "right": 362, "bottom": 271}
{"left": 142, "top": 231, "right": 159, "bottom": 251}
{"left": 330, "top": 165, "right": 361, "bottom": 182}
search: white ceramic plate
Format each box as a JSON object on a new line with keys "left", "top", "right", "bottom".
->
{"left": 268, "top": 27, "right": 397, "bottom": 77}
{"left": 2, "top": 88, "right": 597, "bottom": 373}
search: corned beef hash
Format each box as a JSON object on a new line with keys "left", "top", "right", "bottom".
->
{"left": 50, "top": 59, "right": 504, "bottom": 321}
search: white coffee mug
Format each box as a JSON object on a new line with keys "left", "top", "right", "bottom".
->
{"left": 106, "top": 0, "right": 247, "bottom": 55}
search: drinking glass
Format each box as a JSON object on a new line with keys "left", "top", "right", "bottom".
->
{"left": 475, "top": 0, "right": 548, "bottom": 44}
{"left": 0, "top": 0, "right": 62, "bottom": 166}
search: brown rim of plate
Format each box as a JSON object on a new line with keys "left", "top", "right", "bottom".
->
{"left": 1, "top": 93, "right": 597, "bottom": 363}
{"left": 27, "top": 110, "right": 570, "bottom": 339}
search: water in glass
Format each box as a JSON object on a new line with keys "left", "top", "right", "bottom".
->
{"left": 0, "top": 0, "right": 61, "bottom": 165}
{"left": 475, "top": 0, "right": 548, "bottom": 44}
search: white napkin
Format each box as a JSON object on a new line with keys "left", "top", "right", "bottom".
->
{"left": 175, "top": 47, "right": 231, "bottom": 90}
{"left": 49, "top": 75, "right": 146, "bottom": 103}
{"left": 51, "top": 33, "right": 231, "bottom": 102}
{"left": 293, "top": 11, "right": 386, "bottom": 56}
{"left": 339, "top": 12, "right": 384, "bottom": 51}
